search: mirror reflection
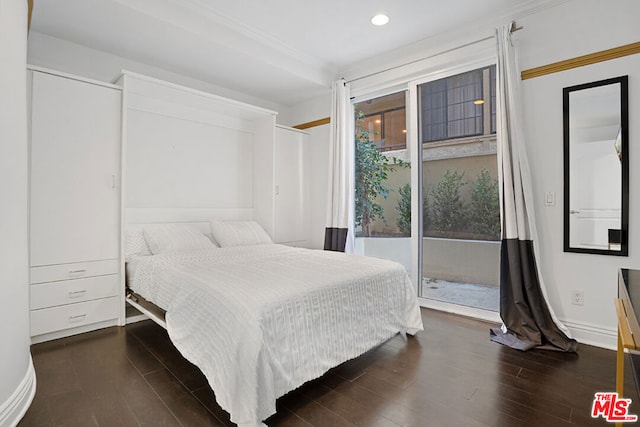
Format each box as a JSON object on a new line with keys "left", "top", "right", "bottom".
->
{"left": 563, "top": 76, "right": 628, "bottom": 255}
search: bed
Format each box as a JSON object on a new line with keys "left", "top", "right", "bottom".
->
{"left": 125, "top": 221, "right": 423, "bottom": 427}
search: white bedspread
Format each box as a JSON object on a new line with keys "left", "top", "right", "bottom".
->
{"left": 129, "top": 244, "right": 423, "bottom": 426}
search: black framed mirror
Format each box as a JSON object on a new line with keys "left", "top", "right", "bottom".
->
{"left": 563, "top": 75, "right": 629, "bottom": 256}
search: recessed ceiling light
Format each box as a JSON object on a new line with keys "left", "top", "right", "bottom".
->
{"left": 371, "top": 14, "right": 389, "bottom": 26}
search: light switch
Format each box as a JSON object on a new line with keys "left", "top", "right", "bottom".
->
{"left": 544, "top": 191, "right": 555, "bottom": 206}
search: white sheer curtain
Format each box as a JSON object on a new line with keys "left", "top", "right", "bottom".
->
{"left": 492, "top": 23, "right": 577, "bottom": 351}
{"left": 324, "top": 78, "right": 355, "bottom": 253}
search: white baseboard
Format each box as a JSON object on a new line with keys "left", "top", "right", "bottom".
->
{"left": 419, "top": 300, "right": 617, "bottom": 351}
{"left": 30, "top": 319, "right": 118, "bottom": 344}
{"left": 0, "top": 356, "right": 36, "bottom": 427}
{"left": 562, "top": 320, "right": 617, "bottom": 351}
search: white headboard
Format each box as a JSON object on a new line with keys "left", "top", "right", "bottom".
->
{"left": 124, "top": 207, "right": 254, "bottom": 234}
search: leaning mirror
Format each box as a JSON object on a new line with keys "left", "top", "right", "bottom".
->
{"left": 563, "top": 75, "right": 629, "bottom": 255}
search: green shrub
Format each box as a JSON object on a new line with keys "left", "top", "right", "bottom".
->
{"left": 395, "top": 183, "right": 411, "bottom": 235}
{"left": 426, "top": 170, "right": 469, "bottom": 236}
{"left": 468, "top": 169, "right": 501, "bottom": 239}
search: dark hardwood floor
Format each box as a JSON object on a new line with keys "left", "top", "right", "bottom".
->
{"left": 19, "top": 308, "right": 638, "bottom": 426}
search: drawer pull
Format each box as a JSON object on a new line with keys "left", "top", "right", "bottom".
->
{"left": 69, "top": 314, "right": 87, "bottom": 323}
{"left": 68, "top": 269, "right": 87, "bottom": 277}
{"left": 68, "top": 290, "right": 87, "bottom": 299}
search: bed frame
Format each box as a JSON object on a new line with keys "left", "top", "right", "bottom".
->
{"left": 125, "top": 288, "right": 167, "bottom": 328}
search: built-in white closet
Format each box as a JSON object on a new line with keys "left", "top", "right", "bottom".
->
{"left": 274, "top": 125, "right": 310, "bottom": 246}
{"left": 117, "top": 71, "right": 278, "bottom": 231}
{"left": 117, "top": 71, "right": 312, "bottom": 247}
{"left": 28, "top": 68, "right": 122, "bottom": 343}
{"left": 27, "top": 67, "right": 314, "bottom": 337}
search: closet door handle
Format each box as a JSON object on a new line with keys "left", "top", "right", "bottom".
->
{"left": 68, "top": 290, "right": 87, "bottom": 299}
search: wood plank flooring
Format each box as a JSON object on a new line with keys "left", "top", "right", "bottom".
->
{"left": 19, "top": 308, "right": 638, "bottom": 426}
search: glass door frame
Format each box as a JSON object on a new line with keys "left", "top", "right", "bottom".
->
{"left": 350, "top": 56, "right": 501, "bottom": 323}
{"left": 407, "top": 59, "right": 501, "bottom": 323}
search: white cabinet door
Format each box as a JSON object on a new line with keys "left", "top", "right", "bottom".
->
{"left": 274, "top": 126, "right": 309, "bottom": 244}
{"left": 30, "top": 71, "right": 121, "bottom": 266}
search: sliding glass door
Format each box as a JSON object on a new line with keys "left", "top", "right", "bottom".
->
{"left": 417, "top": 65, "right": 500, "bottom": 313}
{"left": 352, "top": 65, "right": 500, "bottom": 317}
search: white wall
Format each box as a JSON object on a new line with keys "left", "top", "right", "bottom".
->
{"left": 0, "top": 0, "right": 36, "bottom": 425}
{"left": 277, "top": 93, "right": 331, "bottom": 128}
{"left": 517, "top": 0, "right": 640, "bottom": 348}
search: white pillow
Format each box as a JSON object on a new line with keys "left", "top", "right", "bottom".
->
{"left": 210, "top": 220, "right": 272, "bottom": 247}
{"left": 124, "top": 229, "right": 151, "bottom": 258}
{"left": 143, "top": 224, "right": 215, "bottom": 255}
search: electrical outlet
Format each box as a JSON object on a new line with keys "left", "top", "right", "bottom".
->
{"left": 572, "top": 290, "right": 584, "bottom": 306}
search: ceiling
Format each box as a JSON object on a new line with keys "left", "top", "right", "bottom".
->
{"left": 30, "top": 0, "right": 561, "bottom": 107}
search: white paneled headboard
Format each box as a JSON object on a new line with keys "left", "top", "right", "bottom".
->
{"left": 124, "top": 108, "right": 255, "bottom": 209}
{"left": 124, "top": 207, "right": 254, "bottom": 234}
{"left": 117, "top": 71, "right": 277, "bottom": 233}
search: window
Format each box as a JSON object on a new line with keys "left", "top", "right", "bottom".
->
{"left": 354, "top": 92, "right": 409, "bottom": 238}
{"left": 419, "top": 65, "right": 499, "bottom": 241}
{"left": 489, "top": 65, "right": 497, "bottom": 134}
{"left": 356, "top": 92, "right": 406, "bottom": 151}
{"left": 352, "top": 64, "right": 500, "bottom": 311}
{"left": 419, "top": 65, "right": 500, "bottom": 310}
{"left": 420, "top": 66, "right": 496, "bottom": 142}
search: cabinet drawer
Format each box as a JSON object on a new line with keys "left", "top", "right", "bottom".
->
{"left": 30, "top": 274, "right": 119, "bottom": 310}
{"left": 30, "top": 259, "right": 119, "bottom": 284}
{"left": 30, "top": 296, "right": 119, "bottom": 337}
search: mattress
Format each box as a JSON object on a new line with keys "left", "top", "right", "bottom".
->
{"left": 128, "top": 243, "right": 423, "bottom": 426}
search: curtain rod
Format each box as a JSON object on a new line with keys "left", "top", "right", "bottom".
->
{"left": 346, "top": 21, "right": 523, "bottom": 85}
{"left": 510, "top": 21, "right": 523, "bottom": 33}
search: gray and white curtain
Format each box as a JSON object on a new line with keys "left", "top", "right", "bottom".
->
{"left": 324, "top": 78, "right": 355, "bottom": 252}
{"left": 491, "top": 24, "right": 577, "bottom": 352}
